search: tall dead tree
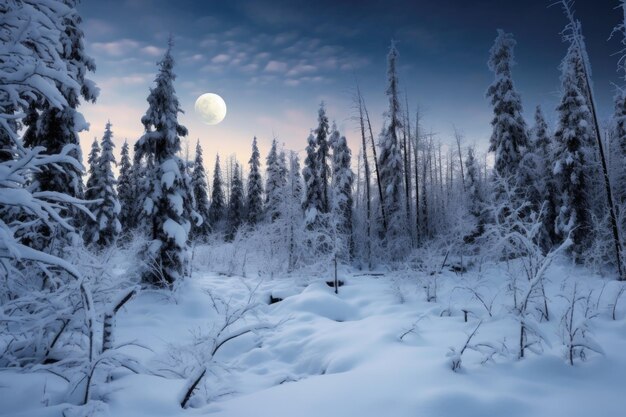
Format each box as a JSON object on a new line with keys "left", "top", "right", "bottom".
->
{"left": 414, "top": 109, "right": 421, "bottom": 242}
{"left": 454, "top": 126, "right": 466, "bottom": 192}
{"left": 362, "top": 93, "right": 387, "bottom": 232}
{"left": 403, "top": 95, "right": 413, "bottom": 239}
{"left": 357, "top": 87, "right": 372, "bottom": 267}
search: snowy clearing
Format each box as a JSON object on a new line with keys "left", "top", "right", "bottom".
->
{"left": 2, "top": 252, "right": 625, "bottom": 417}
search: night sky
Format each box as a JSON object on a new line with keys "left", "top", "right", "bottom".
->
{"left": 77, "top": 0, "right": 622, "bottom": 169}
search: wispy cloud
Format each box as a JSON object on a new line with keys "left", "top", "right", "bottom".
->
{"left": 265, "top": 60, "right": 288, "bottom": 73}
{"left": 188, "top": 27, "right": 368, "bottom": 87}
{"left": 211, "top": 54, "right": 230, "bottom": 64}
{"left": 91, "top": 39, "right": 164, "bottom": 59}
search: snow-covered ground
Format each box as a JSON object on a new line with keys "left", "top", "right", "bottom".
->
{"left": 2, "top": 249, "right": 626, "bottom": 417}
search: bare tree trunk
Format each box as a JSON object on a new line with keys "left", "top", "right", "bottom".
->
{"left": 414, "top": 109, "right": 421, "bottom": 243}
{"left": 438, "top": 141, "right": 444, "bottom": 213}
{"left": 429, "top": 139, "right": 435, "bottom": 232}
{"left": 403, "top": 95, "right": 413, "bottom": 242}
{"left": 357, "top": 88, "right": 372, "bottom": 267}
{"left": 422, "top": 138, "right": 430, "bottom": 237}
{"left": 362, "top": 94, "right": 387, "bottom": 232}
{"left": 356, "top": 148, "right": 361, "bottom": 214}
{"left": 454, "top": 126, "right": 466, "bottom": 192}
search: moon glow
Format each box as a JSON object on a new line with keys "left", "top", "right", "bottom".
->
{"left": 194, "top": 93, "right": 227, "bottom": 125}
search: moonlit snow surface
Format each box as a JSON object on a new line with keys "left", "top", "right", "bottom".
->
{"left": 194, "top": 93, "right": 227, "bottom": 125}
{"left": 3, "top": 246, "right": 624, "bottom": 417}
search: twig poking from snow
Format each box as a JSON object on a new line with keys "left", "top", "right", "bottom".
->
{"left": 180, "top": 367, "right": 207, "bottom": 409}
{"left": 612, "top": 286, "right": 625, "bottom": 321}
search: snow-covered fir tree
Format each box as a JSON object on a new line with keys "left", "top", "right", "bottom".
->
{"left": 0, "top": 0, "right": 102, "bottom": 366}
{"left": 22, "top": 0, "right": 98, "bottom": 199}
{"left": 330, "top": 127, "right": 354, "bottom": 256}
{"left": 190, "top": 140, "right": 211, "bottom": 239}
{"left": 84, "top": 137, "right": 100, "bottom": 205}
{"left": 532, "top": 106, "right": 557, "bottom": 249}
{"left": 464, "top": 146, "right": 485, "bottom": 242}
{"left": 553, "top": 48, "right": 592, "bottom": 258}
{"left": 613, "top": 89, "right": 626, "bottom": 206}
{"left": 130, "top": 144, "right": 152, "bottom": 233}
{"left": 134, "top": 42, "right": 193, "bottom": 287}
{"left": 378, "top": 41, "right": 406, "bottom": 242}
{"left": 246, "top": 136, "right": 264, "bottom": 224}
{"left": 117, "top": 140, "right": 134, "bottom": 231}
{"left": 563, "top": 43, "right": 607, "bottom": 232}
{"left": 486, "top": 30, "right": 529, "bottom": 193}
{"left": 178, "top": 157, "right": 199, "bottom": 246}
{"left": 315, "top": 104, "right": 331, "bottom": 214}
{"left": 20, "top": 0, "right": 98, "bottom": 251}
{"left": 86, "top": 121, "right": 121, "bottom": 247}
{"left": 208, "top": 154, "right": 226, "bottom": 229}
{"left": 302, "top": 133, "right": 323, "bottom": 227}
{"left": 285, "top": 151, "right": 303, "bottom": 270}
{"left": 227, "top": 162, "right": 245, "bottom": 240}
{"left": 516, "top": 106, "right": 549, "bottom": 218}
{"left": 266, "top": 139, "right": 285, "bottom": 221}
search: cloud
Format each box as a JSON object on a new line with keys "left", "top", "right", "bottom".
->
{"left": 91, "top": 39, "right": 165, "bottom": 59}
{"left": 92, "top": 39, "right": 141, "bottom": 57}
{"left": 286, "top": 63, "right": 317, "bottom": 77}
{"left": 174, "top": 24, "right": 368, "bottom": 89}
{"left": 264, "top": 60, "right": 288, "bottom": 73}
{"left": 212, "top": 54, "right": 230, "bottom": 64}
{"left": 95, "top": 73, "right": 153, "bottom": 89}
{"left": 141, "top": 46, "right": 164, "bottom": 57}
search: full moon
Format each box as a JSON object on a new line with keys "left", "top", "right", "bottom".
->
{"left": 194, "top": 93, "right": 227, "bottom": 125}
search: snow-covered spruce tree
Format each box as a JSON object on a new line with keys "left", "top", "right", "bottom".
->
{"left": 246, "top": 136, "right": 263, "bottom": 224}
{"left": 0, "top": 0, "right": 106, "bottom": 368}
{"left": 178, "top": 157, "right": 199, "bottom": 248}
{"left": 129, "top": 144, "right": 152, "bottom": 234}
{"left": 302, "top": 132, "right": 323, "bottom": 227}
{"left": 190, "top": 140, "right": 211, "bottom": 239}
{"left": 378, "top": 41, "right": 407, "bottom": 246}
{"left": 562, "top": 42, "right": 604, "bottom": 222}
{"left": 117, "top": 140, "right": 134, "bottom": 232}
{"left": 516, "top": 107, "right": 548, "bottom": 217}
{"left": 266, "top": 139, "right": 286, "bottom": 221}
{"left": 464, "top": 146, "right": 486, "bottom": 243}
{"left": 22, "top": 0, "right": 98, "bottom": 197}
{"left": 20, "top": 0, "right": 98, "bottom": 251}
{"left": 532, "top": 106, "right": 557, "bottom": 250}
{"left": 134, "top": 42, "right": 192, "bottom": 287}
{"left": 286, "top": 151, "right": 304, "bottom": 270}
{"left": 315, "top": 104, "right": 331, "bottom": 214}
{"left": 612, "top": 2, "right": 626, "bottom": 242}
{"left": 330, "top": 127, "right": 354, "bottom": 257}
{"left": 486, "top": 30, "right": 529, "bottom": 199}
{"left": 82, "top": 137, "right": 100, "bottom": 244}
{"left": 226, "top": 162, "right": 245, "bottom": 241}
{"left": 208, "top": 154, "right": 225, "bottom": 230}
{"left": 87, "top": 121, "right": 121, "bottom": 248}
{"left": 84, "top": 137, "right": 100, "bottom": 204}
{"left": 552, "top": 49, "right": 592, "bottom": 259}
{"left": 614, "top": 2, "right": 626, "bottom": 208}
{"left": 613, "top": 88, "right": 626, "bottom": 206}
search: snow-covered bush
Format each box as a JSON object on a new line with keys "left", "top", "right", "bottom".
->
{"left": 558, "top": 283, "right": 603, "bottom": 365}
